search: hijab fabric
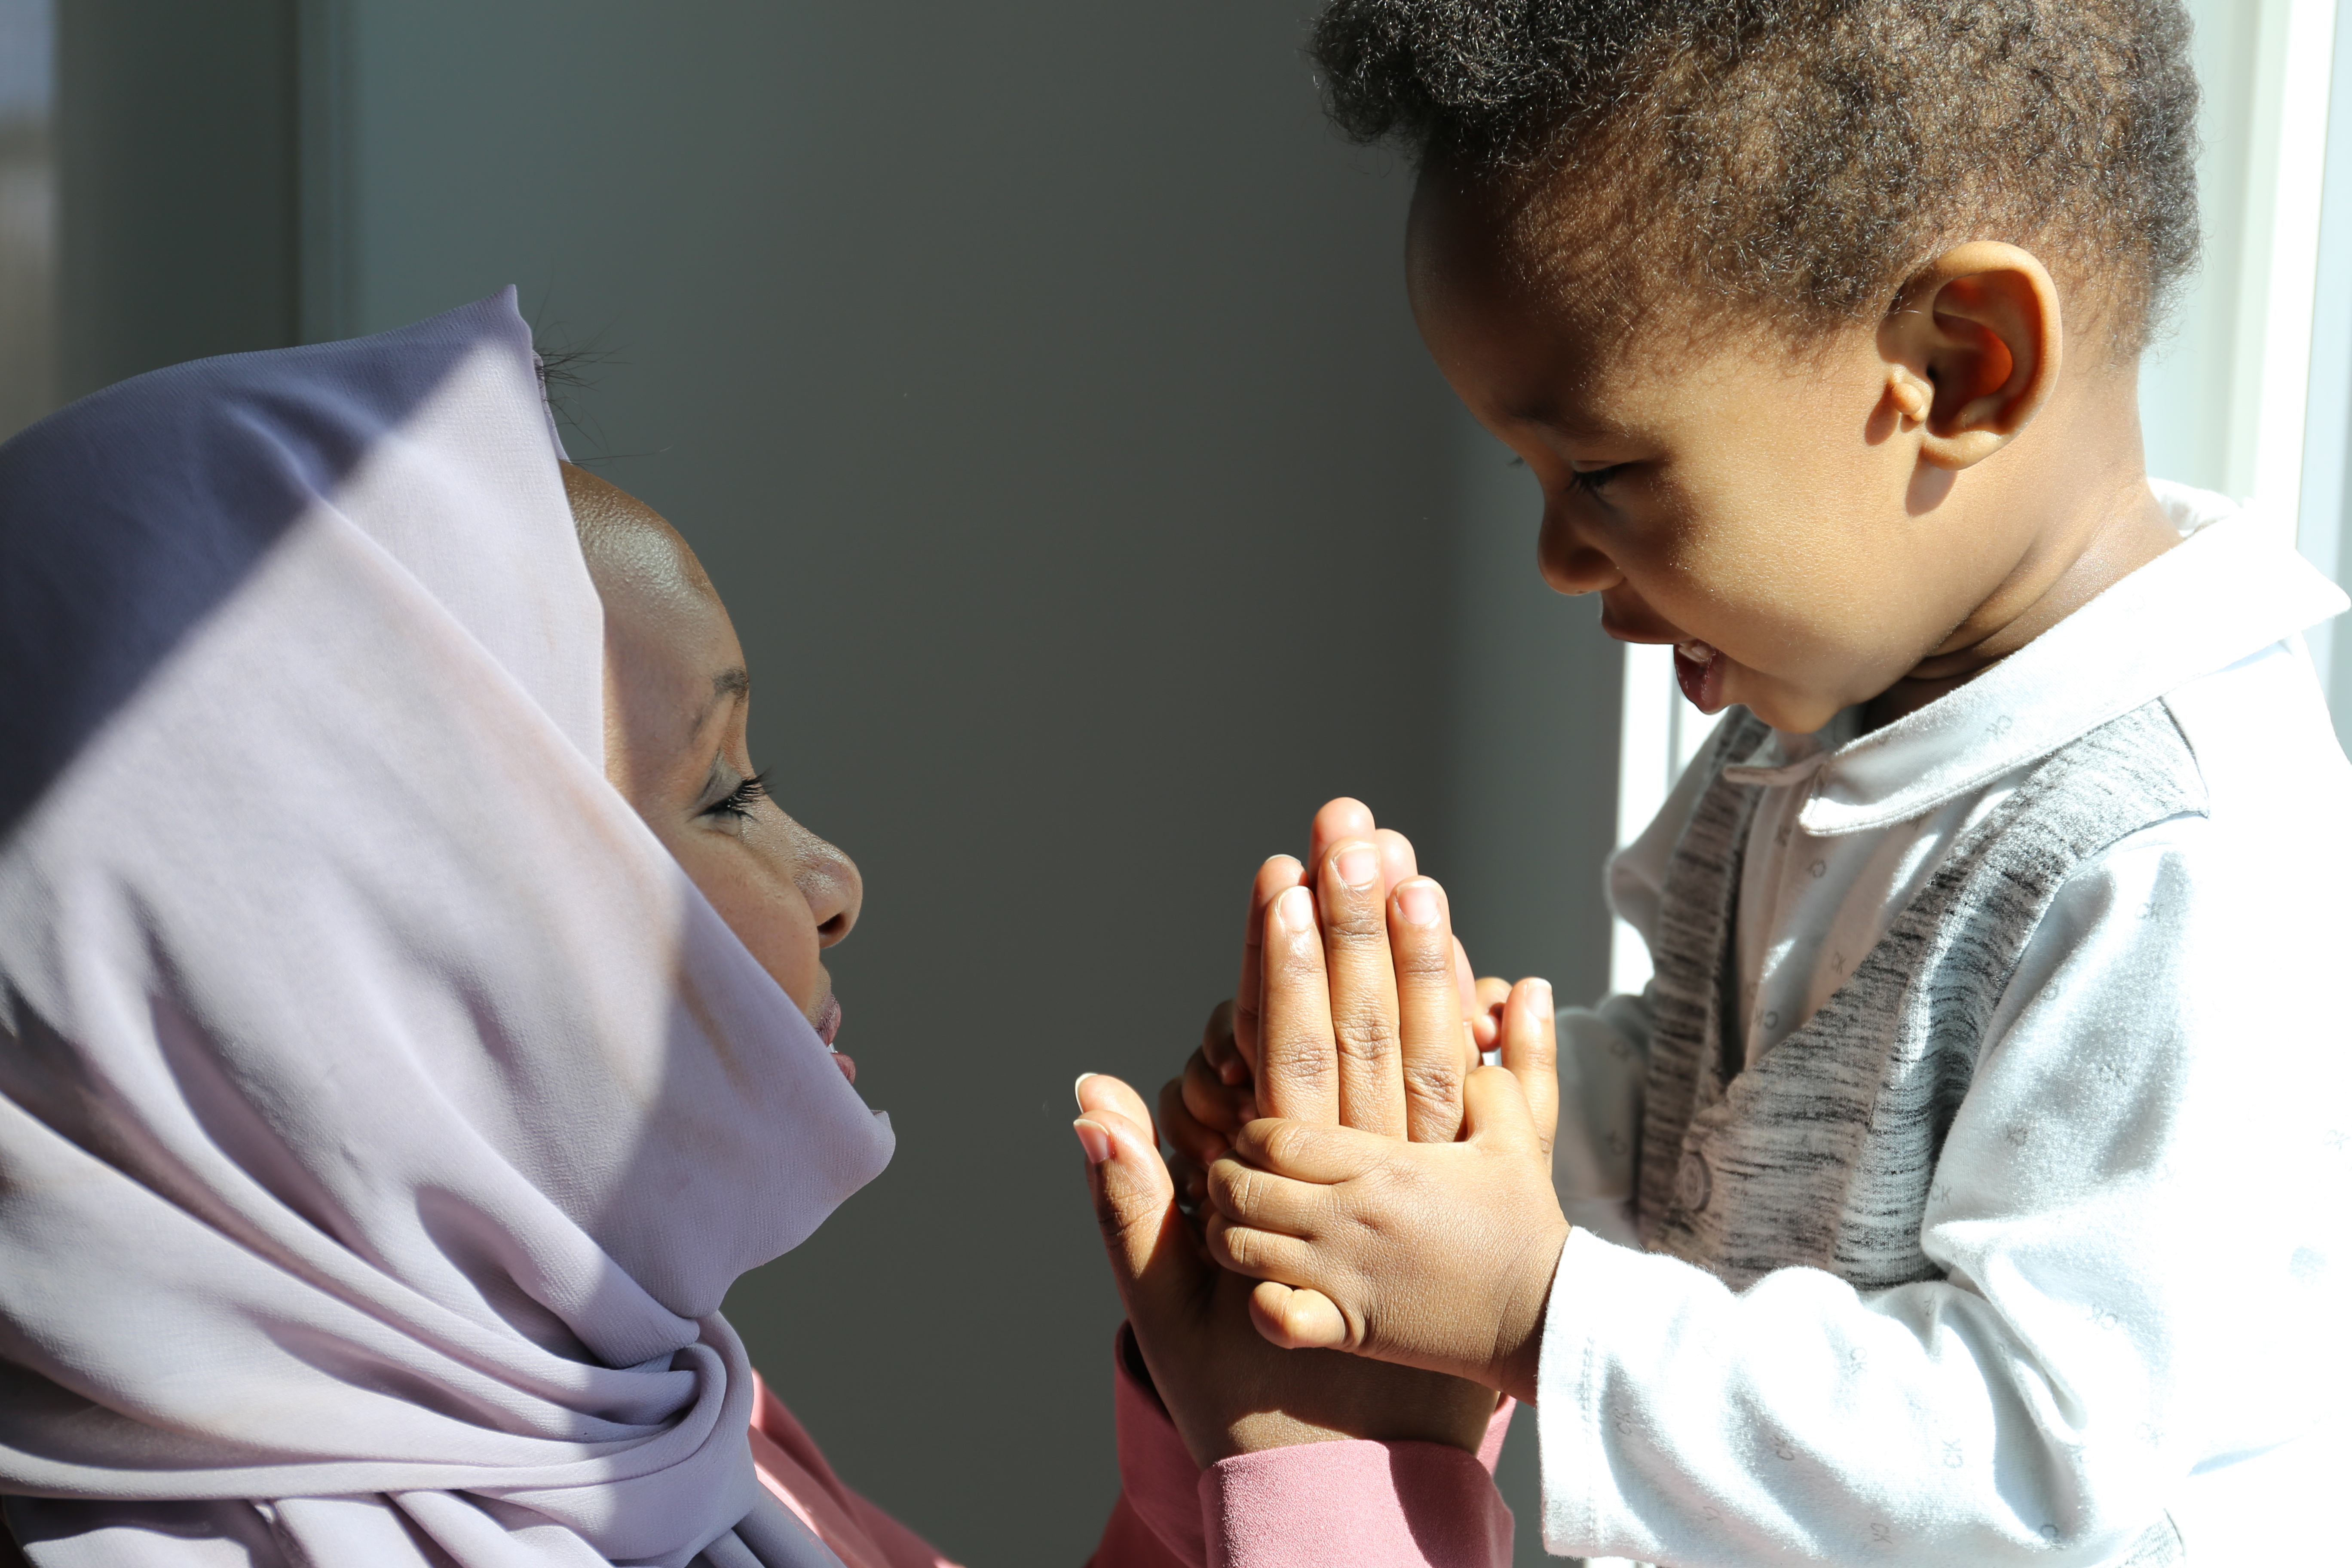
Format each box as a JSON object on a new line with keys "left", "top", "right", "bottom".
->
{"left": 0, "top": 293, "right": 893, "bottom": 1567}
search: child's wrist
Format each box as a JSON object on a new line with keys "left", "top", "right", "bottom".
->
{"left": 1491, "top": 1218, "right": 1572, "bottom": 1406}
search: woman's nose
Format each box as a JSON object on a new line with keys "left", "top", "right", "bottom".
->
{"left": 1537, "top": 505, "right": 1624, "bottom": 596}
{"left": 795, "top": 828, "right": 863, "bottom": 946}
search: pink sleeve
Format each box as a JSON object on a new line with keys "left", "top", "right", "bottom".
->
{"left": 1089, "top": 1325, "right": 1516, "bottom": 1568}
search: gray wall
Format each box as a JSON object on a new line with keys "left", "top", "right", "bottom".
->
{"left": 58, "top": 4, "right": 1621, "bottom": 1562}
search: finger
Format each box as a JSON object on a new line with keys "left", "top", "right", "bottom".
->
{"left": 1372, "top": 827, "right": 1418, "bottom": 895}
{"left": 1181, "top": 1047, "right": 1251, "bottom": 1139}
{"left": 1205, "top": 1147, "right": 1338, "bottom": 1237}
{"left": 1458, "top": 1061, "right": 1544, "bottom": 1164}
{"left": 1227, "top": 1115, "right": 1396, "bottom": 1185}
{"left": 1258, "top": 884, "right": 1341, "bottom": 1123}
{"left": 1235, "top": 857, "right": 1305, "bottom": 1078}
{"left": 1308, "top": 797, "right": 1378, "bottom": 881}
{"left": 1161, "top": 1071, "right": 1228, "bottom": 1181}
{"left": 1248, "top": 1282, "right": 1351, "bottom": 1351}
{"left": 1200, "top": 998, "right": 1249, "bottom": 1087}
{"left": 1470, "top": 972, "right": 1511, "bottom": 1055}
{"left": 1390, "top": 878, "right": 1467, "bottom": 1142}
{"left": 1494, "top": 978, "right": 1559, "bottom": 1156}
{"left": 1078, "top": 1069, "right": 1155, "bottom": 1133}
{"left": 1204, "top": 1207, "right": 1333, "bottom": 1291}
{"left": 1319, "top": 840, "right": 1406, "bottom": 1137}
{"left": 1075, "top": 1077, "right": 1201, "bottom": 1311}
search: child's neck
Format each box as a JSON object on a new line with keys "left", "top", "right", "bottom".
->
{"left": 1862, "top": 358, "right": 2176, "bottom": 732}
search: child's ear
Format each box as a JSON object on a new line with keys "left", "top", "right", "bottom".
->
{"left": 1878, "top": 242, "right": 2063, "bottom": 472}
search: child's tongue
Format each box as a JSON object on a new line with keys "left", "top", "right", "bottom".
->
{"left": 1673, "top": 640, "right": 1727, "bottom": 714}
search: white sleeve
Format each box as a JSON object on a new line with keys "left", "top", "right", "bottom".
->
{"left": 1531, "top": 819, "right": 2349, "bottom": 1566}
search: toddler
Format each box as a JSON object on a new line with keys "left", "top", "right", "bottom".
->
{"left": 1124, "top": 2, "right": 2351, "bottom": 1562}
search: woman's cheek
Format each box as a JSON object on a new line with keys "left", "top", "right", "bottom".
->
{"left": 692, "top": 851, "right": 827, "bottom": 1014}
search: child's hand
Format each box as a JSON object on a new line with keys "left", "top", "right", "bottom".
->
{"left": 1161, "top": 799, "right": 1503, "bottom": 1203}
{"left": 1202, "top": 861, "right": 1569, "bottom": 1406}
{"left": 1074, "top": 1072, "right": 1500, "bottom": 1465}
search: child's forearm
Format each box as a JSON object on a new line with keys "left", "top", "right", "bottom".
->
{"left": 1535, "top": 1227, "right": 2186, "bottom": 1565}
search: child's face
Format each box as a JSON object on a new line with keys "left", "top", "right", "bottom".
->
{"left": 565, "top": 465, "right": 864, "bottom": 1079}
{"left": 1406, "top": 183, "right": 2041, "bottom": 735}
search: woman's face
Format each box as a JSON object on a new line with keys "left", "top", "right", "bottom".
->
{"left": 564, "top": 464, "right": 864, "bottom": 1080}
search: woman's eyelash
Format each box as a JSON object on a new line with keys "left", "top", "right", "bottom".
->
{"left": 704, "top": 771, "right": 770, "bottom": 822}
{"left": 1571, "top": 464, "right": 1628, "bottom": 494}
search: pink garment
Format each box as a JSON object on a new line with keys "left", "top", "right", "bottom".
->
{"left": 747, "top": 1377, "right": 960, "bottom": 1568}
{"left": 744, "top": 1328, "right": 1514, "bottom": 1568}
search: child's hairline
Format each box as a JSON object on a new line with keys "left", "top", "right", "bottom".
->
{"left": 1421, "top": 141, "right": 2167, "bottom": 377}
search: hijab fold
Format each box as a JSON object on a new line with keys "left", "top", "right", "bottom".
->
{"left": 0, "top": 292, "right": 891, "bottom": 1568}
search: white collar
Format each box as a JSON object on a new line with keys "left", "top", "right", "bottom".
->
{"left": 1721, "top": 481, "right": 2348, "bottom": 837}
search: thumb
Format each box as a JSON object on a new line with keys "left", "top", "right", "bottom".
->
{"left": 1248, "top": 1280, "right": 1351, "bottom": 1351}
{"left": 1075, "top": 1073, "right": 1207, "bottom": 1318}
{"left": 1460, "top": 1056, "right": 1543, "bottom": 1158}
{"left": 1496, "top": 978, "right": 1557, "bottom": 1156}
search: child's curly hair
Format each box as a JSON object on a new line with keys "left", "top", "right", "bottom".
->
{"left": 1311, "top": 0, "right": 2200, "bottom": 353}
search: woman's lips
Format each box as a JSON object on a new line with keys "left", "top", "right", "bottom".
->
{"left": 812, "top": 994, "right": 855, "bottom": 1083}
{"left": 1672, "top": 639, "right": 1728, "bottom": 714}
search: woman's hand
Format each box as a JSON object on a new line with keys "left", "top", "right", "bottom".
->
{"left": 1075, "top": 1073, "right": 1498, "bottom": 1467}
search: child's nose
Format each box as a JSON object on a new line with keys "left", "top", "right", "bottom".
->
{"left": 1537, "top": 506, "right": 1623, "bottom": 596}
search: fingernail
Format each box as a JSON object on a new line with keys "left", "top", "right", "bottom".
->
{"left": 1073, "top": 1072, "right": 1094, "bottom": 1111}
{"left": 1073, "top": 1118, "right": 1112, "bottom": 1165}
{"left": 1238, "top": 1099, "right": 1259, "bottom": 1123}
{"left": 1218, "top": 1058, "right": 1246, "bottom": 1085}
{"left": 1531, "top": 978, "right": 1553, "bottom": 1007}
{"left": 1335, "top": 842, "right": 1378, "bottom": 889}
{"left": 1274, "top": 885, "right": 1313, "bottom": 931}
{"left": 1396, "top": 879, "right": 1440, "bottom": 927}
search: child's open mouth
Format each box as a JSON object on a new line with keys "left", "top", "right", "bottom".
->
{"left": 1673, "top": 640, "right": 1728, "bottom": 714}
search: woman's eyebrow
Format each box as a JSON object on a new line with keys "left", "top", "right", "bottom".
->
{"left": 692, "top": 666, "right": 750, "bottom": 731}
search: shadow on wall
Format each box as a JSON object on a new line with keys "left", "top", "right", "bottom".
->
{"left": 51, "top": 2, "right": 1625, "bottom": 1562}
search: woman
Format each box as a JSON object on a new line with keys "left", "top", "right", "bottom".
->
{"left": 0, "top": 294, "right": 1511, "bottom": 1567}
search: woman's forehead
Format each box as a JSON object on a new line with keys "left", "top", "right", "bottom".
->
{"left": 567, "top": 471, "right": 746, "bottom": 719}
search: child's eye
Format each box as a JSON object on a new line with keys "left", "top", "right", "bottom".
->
{"left": 1570, "top": 463, "right": 1629, "bottom": 495}
{"left": 702, "top": 770, "right": 771, "bottom": 824}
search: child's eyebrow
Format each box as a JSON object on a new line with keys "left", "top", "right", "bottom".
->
{"left": 692, "top": 666, "right": 750, "bottom": 732}
{"left": 1497, "top": 400, "right": 1620, "bottom": 441}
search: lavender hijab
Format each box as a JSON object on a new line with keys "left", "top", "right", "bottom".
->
{"left": 0, "top": 293, "right": 893, "bottom": 1567}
